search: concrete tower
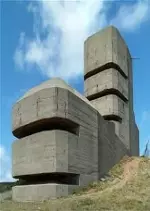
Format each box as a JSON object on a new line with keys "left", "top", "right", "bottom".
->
{"left": 84, "top": 26, "right": 139, "bottom": 155}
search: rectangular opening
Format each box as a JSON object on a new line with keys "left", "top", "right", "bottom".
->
{"left": 87, "top": 88, "right": 128, "bottom": 103}
{"left": 84, "top": 62, "right": 128, "bottom": 80}
{"left": 15, "top": 173, "right": 80, "bottom": 186}
{"left": 13, "top": 117, "right": 80, "bottom": 138}
{"left": 103, "top": 114, "right": 122, "bottom": 123}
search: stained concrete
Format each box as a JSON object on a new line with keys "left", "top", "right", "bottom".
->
{"left": 11, "top": 25, "right": 139, "bottom": 202}
{"left": 84, "top": 25, "right": 139, "bottom": 154}
{"left": 84, "top": 26, "right": 130, "bottom": 77}
{"left": 12, "top": 184, "right": 78, "bottom": 202}
{"left": 84, "top": 68, "right": 128, "bottom": 100}
{"left": 12, "top": 80, "right": 100, "bottom": 201}
{"left": 90, "top": 94, "right": 125, "bottom": 119}
{"left": 12, "top": 80, "right": 97, "bottom": 135}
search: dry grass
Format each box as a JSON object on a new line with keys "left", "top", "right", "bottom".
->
{"left": 1, "top": 156, "right": 150, "bottom": 211}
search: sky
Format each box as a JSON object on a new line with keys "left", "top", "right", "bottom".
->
{"left": 0, "top": 0, "right": 150, "bottom": 182}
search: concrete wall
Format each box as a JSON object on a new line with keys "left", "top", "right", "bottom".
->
{"left": 12, "top": 80, "right": 99, "bottom": 201}
{"left": 84, "top": 25, "right": 139, "bottom": 155}
{"left": 130, "top": 115, "right": 139, "bottom": 156}
{"left": 12, "top": 130, "right": 79, "bottom": 177}
{"left": 84, "top": 26, "right": 128, "bottom": 78}
{"left": 12, "top": 80, "right": 100, "bottom": 195}
{"left": 90, "top": 95, "right": 124, "bottom": 119}
{"left": 97, "top": 115, "right": 128, "bottom": 177}
{"left": 12, "top": 184, "right": 78, "bottom": 202}
{"left": 84, "top": 68, "right": 128, "bottom": 100}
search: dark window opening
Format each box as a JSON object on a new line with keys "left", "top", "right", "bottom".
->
{"left": 87, "top": 88, "right": 128, "bottom": 103}
{"left": 14, "top": 173, "right": 79, "bottom": 186}
{"left": 13, "top": 117, "right": 80, "bottom": 138}
{"left": 103, "top": 114, "right": 122, "bottom": 123}
{"left": 84, "top": 62, "right": 128, "bottom": 80}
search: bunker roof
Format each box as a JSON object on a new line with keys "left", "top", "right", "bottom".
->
{"left": 18, "top": 78, "right": 96, "bottom": 110}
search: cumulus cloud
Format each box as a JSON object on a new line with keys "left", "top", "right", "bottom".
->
{"left": 0, "top": 145, "right": 15, "bottom": 182}
{"left": 14, "top": 32, "right": 26, "bottom": 69}
{"left": 14, "top": 0, "right": 150, "bottom": 80}
{"left": 111, "top": 0, "right": 150, "bottom": 31}
{"left": 14, "top": 0, "right": 107, "bottom": 80}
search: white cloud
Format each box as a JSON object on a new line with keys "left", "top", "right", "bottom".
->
{"left": 0, "top": 145, "right": 15, "bottom": 182}
{"left": 14, "top": 0, "right": 150, "bottom": 80}
{"left": 14, "top": 0, "right": 107, "bottom": 81}
{"left": 14, "top": 32, "right": 26, "bottom": 69}
{"left": 111, "top": 0, "right": 150, "bottom": 31}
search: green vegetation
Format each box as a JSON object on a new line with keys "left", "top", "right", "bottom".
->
{"left": 0, "top": 182, "right": 15, "bottom": 193}
{"left": 1, "top": 156, "right": 150, "bottom": 211}
{"left": 0, "top": 179, "right": 26, "bottom": 193}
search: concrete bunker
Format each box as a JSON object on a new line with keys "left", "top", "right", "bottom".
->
{"left": 11, "top": 26, "right": 139, "bottom": 202}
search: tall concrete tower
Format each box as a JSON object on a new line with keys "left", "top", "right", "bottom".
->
{"left": 84, "top": 26, "right": 139, "bottom": 155}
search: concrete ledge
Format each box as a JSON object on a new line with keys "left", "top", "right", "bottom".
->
{"left": 84, "top": 68, "right": 128, "bottom": 100}
{"left": 84, "top": 26, "right": 130, "bottom": 77}
{"left": 90, "top": 94, "right": 125, "bottom": 119}
{"left": 12, "top": 79, "right": 96, "bottom": 134}
{"left": 12, "top": 130, "right": 78, "bottom": 177}
{"left": 12, "top": 184, "right": 78, "bottom": 202}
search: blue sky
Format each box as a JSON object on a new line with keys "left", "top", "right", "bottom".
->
{"left": 0, "top": 0, "right": 150, "bottom": 182}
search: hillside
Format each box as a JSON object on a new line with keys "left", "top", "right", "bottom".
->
{"left": 0, "top": 182, "right": 15, "bottom": 193}
{"left": 1, "top": 156, "right": 150, "bottom": 211}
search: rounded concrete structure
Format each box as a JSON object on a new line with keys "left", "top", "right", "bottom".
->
{"left": 18, "top": 78, "right": 92, "bottom": 105}
{"left": 12, "top": 78, "right": 101, "bottom": 201}
{"left": 12, "top": 78, "right": 96, "bottom": 137}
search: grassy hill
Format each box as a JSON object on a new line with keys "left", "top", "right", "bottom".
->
{"left": 1, "top": 156, "right": 150, "bottom": 211}
{"left": 0, "top": 182, "right": 15, "bottom": 193}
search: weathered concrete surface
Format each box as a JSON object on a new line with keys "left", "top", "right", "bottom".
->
{"left": 11, "top": 25, "right": 139, "bottom": 202}
{"left": 134, "top": 123, "right": 139, "bottom": 156}
{"left": 12, "top": 127, "right": 98, "bottom": 180}
{"left": 12, "top": 79, "right": 96, "bottom": 136}
{"left": 90, "top": 94, "right": 125, "bottom": 119}
{"left": 84, "top": 25, "right": 130, "bottom": 77}
{"left": 97, "top": 115, "right": 129, "bottom": 177}
{"left": 12, "top": 184, "right": 78, "bottom": 202}
{"left": 11, "top": 77, "right": 134, "bottom": 201}
{"left": 12, "top": 80, "right": 99, "bottom": 184}
{"left": 84, "top": 68, "right": 128, "bottom": 100}
{"left": 12, "top": 130, "right": 72, "bottom": 177}
{"left": 130, "top": 114, "right": 139, "bottom": 156}
{"left": 84, "top": 25, "right": 139, "bottom": 154}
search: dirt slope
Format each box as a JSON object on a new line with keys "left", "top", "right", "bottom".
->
{"left": 1, "top": 156, "right": 150, "bottom": 211}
